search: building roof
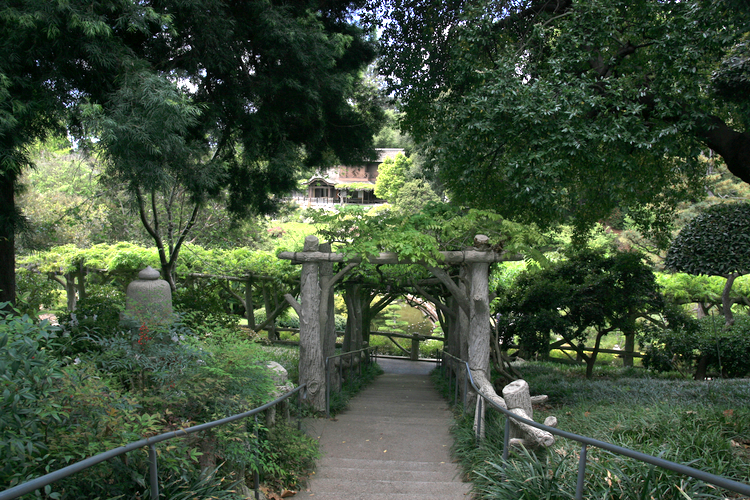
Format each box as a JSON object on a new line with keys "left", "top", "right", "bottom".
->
{"left": 304, "top": 148, "right": 404, "bottom": 188}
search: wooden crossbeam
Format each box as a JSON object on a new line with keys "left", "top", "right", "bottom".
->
{"left": 277, "top": 250, "right": 521, "bottom": 264}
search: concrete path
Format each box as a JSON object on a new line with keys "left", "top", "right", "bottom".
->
{"left": 299, "top": 358, "right": 472, "bottom": 499}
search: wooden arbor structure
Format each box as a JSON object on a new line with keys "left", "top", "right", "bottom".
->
{"left": 278, "top": 234, "right": 523, "bottom": 415}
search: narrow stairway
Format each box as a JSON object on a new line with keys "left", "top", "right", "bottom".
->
{"left": 299, "top": 359, "right": 472, "bottom": 499}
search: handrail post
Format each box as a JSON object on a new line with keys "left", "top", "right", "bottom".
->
{"left": 462, "top": 365, "right": 468, "bottom": 413}
{"left": 254, "top": 415, "right": 261, "bottom": 500}
{"left": 148, "top": 444, "right": 159, "bottom": 499}
{"left": 446, "top": 360, "right": 456, "bottom": 404}
{"left": 454, "top": 363, "right": 459, "bottom": 405}
{"left": 502, "top": 417, "right": 510, "bottom": 461}
{"left": 338, "top": 354, "right": 343, "bottom": 391}
{"left": 476, "top": 397, "right": 484, "bottom": 444}
{"left": 298, "top": 386, "right": 305, "bottom": 430}
{"left": 325, "top": 357, "right": 331, "bottom": 418}
{"left": 575, "top": 444, "right": 588, "bottom": 500}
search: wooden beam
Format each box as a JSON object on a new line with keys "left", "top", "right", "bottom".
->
{"left": 278, "top": 250, "right": 521, "bottom": 264}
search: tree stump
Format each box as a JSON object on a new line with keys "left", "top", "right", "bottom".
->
{"left": 502, "top": 379, "right": 557, "bottom": 448}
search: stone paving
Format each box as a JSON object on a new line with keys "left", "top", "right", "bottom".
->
{"left": 298, "top": 358, "right": 472, "bottom": 499}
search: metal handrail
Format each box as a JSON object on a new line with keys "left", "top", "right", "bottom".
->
{"left": 438, "top": 351, "right": 750, "bottom": 499}
{"left": 325, "top": 346, "right": 378, "bottom": 417}
{"left": 0, "top": 384, "right": 308, "bottom": 500}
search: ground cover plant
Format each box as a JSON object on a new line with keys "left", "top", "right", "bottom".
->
{"left": 0, "top": 304, "right": 319, "bottom": 498}
{"left": 439, "top": 362, "right": 750, "bottom": 500}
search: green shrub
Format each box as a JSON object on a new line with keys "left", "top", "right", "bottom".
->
{"left": 15, "top": 268, "right": 60, "bottom": 319}
{"left": 56, "top": 284, "right": 126, "bottom": 357}
{"left": 174, "top": 280, "right": 239, "bottom": 330}
{"left": 89, "top": 317, "right": 205, "bottom": 395}
{"left": 0, "top": 307, "right": 66, "bottom": 490}
{"left": 641, "top": 314, "right": 750, "bottom": 379}
{"left": 440, "top": 363, "right": 750, "bottom": 500}
{"left": 258, "top": 422, "right": 320, "bottom": 492}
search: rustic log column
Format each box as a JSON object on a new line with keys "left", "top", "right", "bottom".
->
{"left": 469, "top": 236, "right": 492, "bottom": 432}
{"left": 287, "top": 236, "right": 325, "bottom": 411}
{"left": 319, "top": 242, "right": 336, "bottom": 361}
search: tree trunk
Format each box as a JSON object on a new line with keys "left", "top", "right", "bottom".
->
{"left": 298, "top": 236, "right": 325, "bottom": 411}
{"left": 263, "top": 283, "right": 277, "bottom": 341}
{"left": 623, "top": 331, "right": 635, "bottom": 368}
{"left": 76, "top": 263, "right": 87, "bottom": 304}
{"left": 245, "top": 278, "right": 255, "bottom": 331}
{"left": 343, "top": 282, "right": 363, "bottom": 351}
{"left": 722, "top": 273, "right": 738, "bottom": 327}
{"left": 698, "top": 115, "right": 750, "bottom": 185}
{"left": 64, "top": 273, "right": 77, "bottom": 311}
{"left": 445, "top": 296, "right": 460, "bottom": 357}
{"left": 0, "top": 173, "right": 16, "bottom": 307}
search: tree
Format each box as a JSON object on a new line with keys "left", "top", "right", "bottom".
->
{"left": 496, "top": 249, "right": 664, "bottom": 378}
{"left": 391, "top": 178, "right": 441, "bottom": 213}
{"left": 1, "top": 0, "right": 384, "bottom": 304}
{"left": 374, "top": 152, "right": 412, "bottom": 201}
{"left": 664, "top": 202, "right": 750, "bottom": 326}
{"left": 377, "top": 0, "right": 750, "bottom": 239}
{"left": 0, "top": 0, "right": 155, "bottom": 305}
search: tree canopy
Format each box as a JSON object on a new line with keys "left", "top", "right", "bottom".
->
{"left": 374, "top": 152, "right": 412, "bottom": 201}
{"left": 665, "top": 202, "right": 750, "bottom": 324}
{"left": 1, "top": 0, "right": 384, "bottom": 304}
{"left": 496, "top": 249, "right": 664, "bottom": 378}
{"left": 376, "top": 0, "right": 750, "bottom": 238}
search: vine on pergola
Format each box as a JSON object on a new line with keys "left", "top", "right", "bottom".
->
{"left": 279, "top": 204, "right": 557, "bottom": 446}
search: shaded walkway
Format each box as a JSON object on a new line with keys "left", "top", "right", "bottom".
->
{"left": 300, "top": 359, "right": 472, "bottom": 499}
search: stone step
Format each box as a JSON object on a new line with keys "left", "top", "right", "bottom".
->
{"left": 301, "top": 362, "right": 472, "bottom": 500}
{"left": 298, "top": 493, "right": 469, "bottom": 500}
{"left": 301, "top": 477, "right": 470, "bottom": 497}
{"left": 317, "top": 457, "right": 460, "bottom": 474}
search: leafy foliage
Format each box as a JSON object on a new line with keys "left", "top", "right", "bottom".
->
{"left": 0, "top": 308, "right": 66, "bottom": 490}
{"left": 374, "top": 152, "right": 412, "bottom": 201}
{"left": 641, "top": 314, "right": 750, "bottom": 379}
{"left": 376, "top": 0, "right": 750, "bottom": 240}
{"left": 390, "top": 179, "right": 442, "bottom": 214}
{"left": 14, "top": 268, "right": 59, "bottom": 319}
{"left": 665, "top": 202, "right": 750, "bottom": 277}
{"left": 312, "top": 202, "right": 546, "bottom": 265}
{"left": 2, "top": 0, "right": 386, "bottom": 304}
{"left": 495, "top": 249, "right": 664, "bottom": 377}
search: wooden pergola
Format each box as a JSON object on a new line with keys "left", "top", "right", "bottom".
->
{"left": 278, "top": 234, "right": 556, "bottom": 446}
{"left": 279, "top": 235, "right": 514, "bottom": 411}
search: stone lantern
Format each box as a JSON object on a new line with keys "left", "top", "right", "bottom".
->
{"left": 124, "top": 266, "right": 173, "bottom": 325}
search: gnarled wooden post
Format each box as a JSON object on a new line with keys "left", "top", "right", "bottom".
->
{"left": 503, "top": 380, "right": 557, "bottom": 448}
{"left": 319, "top": 242, "right": 337, "bottom": 362}
{"left": 285, "top": 236, "right": 325, "bottom": 411}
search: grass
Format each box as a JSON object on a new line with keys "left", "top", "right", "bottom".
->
{"left": 437, "top": 362, "right": 750, "bottom": 500}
